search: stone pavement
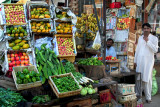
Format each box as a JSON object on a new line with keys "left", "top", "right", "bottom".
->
{"left": 143, "top": 94, "right": 160, "bottom": 107}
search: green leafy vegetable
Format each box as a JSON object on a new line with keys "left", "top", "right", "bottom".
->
{"left": 78, "top": 57, "right": 103, "bottom": 65}
{"left": 0, "top": 88, "right": 26, "bottom": 107}
{"left": 32, "top": 95, "right": 51, "bottom": 104}
{"left": 52, "top": 76, "right": 80, "bottom": 93}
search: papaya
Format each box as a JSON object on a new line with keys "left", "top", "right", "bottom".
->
{"left": 15, "top": 39, "right": 22, "bottom": 44}
{"left": 19, "top": 42, "right": 25, "bottom": 46}
{"left": 35, "top": 15, "right": 39, "bottom": 19}
{"left": 23, "top": 44, "right": 29, "bottom": 49}
{"left": 31, "top": 15, "right": 35, "bottom": 19}
{"left": 12, "top": 45, "right": 20, "bottom": 50}
{"left": 39, "top": 15, "right": 44, "bottom": 18}
{"left": 45, "top": 14, "right": 50, "bottom": 18}
{"left": 42, "top": 8, "right": 46, "bottom": 11}
{"left": 9, "top": 42, "right": 15, "bottom": 47}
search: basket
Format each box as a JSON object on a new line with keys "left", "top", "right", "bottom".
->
{"left": 48, "top": 73, "right": 81, "bottom": 98}
{"left": 111, "top": 84, "right": 135, "bottom": 95}
{"left": 12, "top": 65, "right": 42, "bottom": 90}
{"left": 118, "top": 94, "right": 137, "bottom": 103}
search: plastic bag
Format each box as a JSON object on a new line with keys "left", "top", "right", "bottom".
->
{"left": 35, "top": 37, "right": 53, "bottom": 50}
{"left": 92, "top": 31, "right": 101, "bottom": 50}
{"left": 152, "top": 69, "right": 158, "bottom": 96}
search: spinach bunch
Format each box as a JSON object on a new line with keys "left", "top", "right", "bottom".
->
{"left": 52, "top": 76, "right": 80, "bottom": 93}
{"left": 0, "top": 88, "right": 26, "bottom": 107}
{"left": 32, "top": 95, "right": 51, "bottom": 104}
{"left": 64, "top": 61, "right": 76, "bottom": 73}
{"left": 78, "top": 57, "right": 103, "bottom": 65}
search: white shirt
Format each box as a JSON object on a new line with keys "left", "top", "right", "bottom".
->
{"left": 134, "top": 34, "right": 158, "bottom": 82}
{"left": 106, "top": 46, "right": 117, "bottom": 57}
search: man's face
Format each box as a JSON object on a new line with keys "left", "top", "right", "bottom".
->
{"left": 143, "top": 26, "right": 151, "bottom": 35}
{"left": 106, "top": 40, "right": 113, "bottom": 48}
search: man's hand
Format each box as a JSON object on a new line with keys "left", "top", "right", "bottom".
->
{"left": 134, "top": 63, "right": 137, "bottom": 69}
{"left": 143, "top": 37, "right": 148, "bottom": 42}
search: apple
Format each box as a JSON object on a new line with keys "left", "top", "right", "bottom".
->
{"left": 15, "top": 57, "right": 19, "bottom": 61}
{"left": 11, "top": 57, "right": 15, "bottom": 61}
{"left": 11, "top": 54, "right": 14, "bottom": 57}
{"left": 9, "top": 62, "right": 13, "bottom": 67}
{"left": 9, "top": 67, "right": 13, "bottom": 71}
{"left": 16, "top": 61, "right": 21, "bottom": 65}
{"left": 15, "top": 54, "right": 18, "bottom": 57}
{"left": 20, "top": 56, "right": 25, "bottom": 60}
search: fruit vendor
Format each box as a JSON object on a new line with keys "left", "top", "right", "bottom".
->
{"left": 106, "top": 38, "right": 116, "bottom": 58}
{"left": 134, "top": 23, "right": 158, "bottom": 103}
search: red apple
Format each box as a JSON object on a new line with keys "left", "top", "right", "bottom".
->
{"left": 16, "top": 61, "right": 21, "bottom": 65}
{"left": 9, "top": 62, "right": 13, "bottom": 67}
{"left": 15, "top": 57, "right": 19, "bottom": 61}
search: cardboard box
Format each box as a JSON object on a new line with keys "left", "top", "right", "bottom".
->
{"left": 83, "top": 5, "right": 93, "bottom": 14}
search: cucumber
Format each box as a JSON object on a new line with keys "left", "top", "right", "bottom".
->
{"left": 42, "top": 63, "right": 48, "bottom": 79}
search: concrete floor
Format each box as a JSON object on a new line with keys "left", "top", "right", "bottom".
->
{"left": 143, "top": 94, "right": 160, "bottom": 107}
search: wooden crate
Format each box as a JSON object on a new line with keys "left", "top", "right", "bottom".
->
{"left": 12, "top": 65, "right": 42, "bottom": 90}
{"left": 2, "top": 3, "right": 27, "bottom": 25}
{"left": 99, "top": 89, "right": 111, "bottom": 104}
{"left": 54, "top": 34, "right": 77, "bottom": 57}
{"left": 48, "top": 73, "right": 81, "bottom": 98}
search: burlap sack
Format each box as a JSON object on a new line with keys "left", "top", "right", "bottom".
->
{"left": 78, "top": 65, "right": 107, "bottom": 80}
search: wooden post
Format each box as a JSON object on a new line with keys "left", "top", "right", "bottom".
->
{"left": 144, "top": 0, "right": 149, "bottom": 23}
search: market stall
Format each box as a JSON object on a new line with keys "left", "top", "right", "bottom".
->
{"left": 0, "top": 0, "right": 148, "bottom": 107}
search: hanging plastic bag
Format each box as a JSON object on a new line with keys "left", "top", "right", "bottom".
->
{"left": 92, "top": 31, "right": 101, "bottom": 50}
{"left": 152, "top": 69, "right": 158, "bottom": 96}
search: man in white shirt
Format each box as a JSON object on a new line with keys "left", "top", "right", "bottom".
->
{"left": 134, "top": 23, "right": 158, "bottom": 103}
{"left": 106, "top": 38, "right": 116, "bottom": 57}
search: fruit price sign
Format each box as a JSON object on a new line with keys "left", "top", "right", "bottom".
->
{"left": 3, "top": 4, "right": 27, "bottom": 25}
{"left": 116, "top": 17, "right": 131, "bottom": 30}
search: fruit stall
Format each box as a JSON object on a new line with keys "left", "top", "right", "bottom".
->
{"left": 0, "top": 0, "right": 147, "bottom": 107}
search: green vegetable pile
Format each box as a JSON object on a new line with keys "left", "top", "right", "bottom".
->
{"left": 64, "top": 61, "right": 76, "bottom": 73}
{"left": 78, "top": 57, "right": 103, "bottom": 65}
{"left": 52, "top": 76, "right": 80, "bottom": 93}
{"left": 0, "top": 88, "right": 26, "bottom": 107}
{"left": 35, "top": 44, "right": 66, "bottom": 84}
{"left": 32, "top": 95, "right": 51, "bottom": 104}
{"left": 16, "top": 68, "right": 40, "bottom": 84}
